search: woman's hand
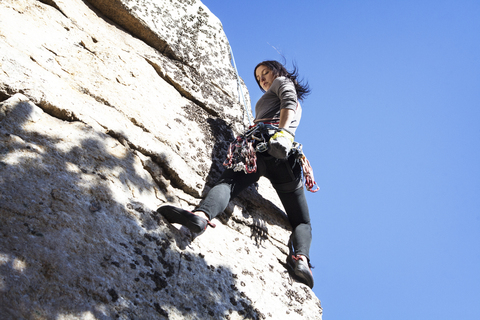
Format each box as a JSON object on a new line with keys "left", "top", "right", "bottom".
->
{"left": 268, "top": 129, "right": 295, "bottom": 159}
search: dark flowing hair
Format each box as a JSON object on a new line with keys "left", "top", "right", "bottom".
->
{"left": 254, "top": 60, "right": 311, "bottom": 101}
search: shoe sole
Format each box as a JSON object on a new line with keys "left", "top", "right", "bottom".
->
{"left": 286, "top": 256, "right": 314, "bottom": 289}
{"left": 157, "top": 205, "right": 206, "bottom": 234}
{"left": 294, "top": 265, "right": 314, "bottom": 289}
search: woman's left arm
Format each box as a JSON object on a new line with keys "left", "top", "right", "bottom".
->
{"left": 278, "top": 108, "right": 295, "bottom": 130}
{"left": 273, "top": 77, "right": 297, "bottom": 130}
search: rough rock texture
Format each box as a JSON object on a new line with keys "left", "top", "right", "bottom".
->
{"left": 0, "top": 0, "right": 322, "bottom": 319}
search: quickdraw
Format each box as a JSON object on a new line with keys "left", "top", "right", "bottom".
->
{"left": 291, "top": 142, "right": 320, "bottom": 193}
{"left": 300, "top": 155, "right": 319, "bottom": 193}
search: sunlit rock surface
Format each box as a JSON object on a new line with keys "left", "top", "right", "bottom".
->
{"left": 0, "top": 0, "right": 322, "bottom": 319}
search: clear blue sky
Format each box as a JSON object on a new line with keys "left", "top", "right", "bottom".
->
{"left": 201, "top": 1, "right": 480, "bottom": 319}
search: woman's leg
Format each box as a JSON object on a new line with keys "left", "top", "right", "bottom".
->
{"left": 266, "top": 154, "right": 314, "bottom": 288}
{"left": 277, "top": 187, "right": 312, "bottom": 259}
{"left": 264, "top": 155, "right": 312, "bottom": 259}
{"left": 195, "top": 168, "right": 261, "bottom": 221}
{"left": 158, "top": 168, "right": 261, "bottom": 233}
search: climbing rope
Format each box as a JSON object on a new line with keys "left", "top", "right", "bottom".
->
{"left": 229, "top": 45, "right": 253, "bottom": 127}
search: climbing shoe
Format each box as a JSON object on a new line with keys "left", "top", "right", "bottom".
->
{"left": 287, "top": 254, "right": 314, "bottom": 289}
{"left": 157, "top": 205, "right": 215, "bottom": 234}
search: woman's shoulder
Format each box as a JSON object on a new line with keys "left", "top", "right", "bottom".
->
{"left": 273, "top": 76, "right": 289, "bottom": 84}
{"left": 270, "top": 76, "right": 295, "bottom": 92}
{"left": 271, "top": 76, "right": 293, "bottom": 88}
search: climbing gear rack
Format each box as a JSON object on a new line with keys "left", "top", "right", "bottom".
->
{"left": 223, "top": 123, "right": 277, "bottom": 174}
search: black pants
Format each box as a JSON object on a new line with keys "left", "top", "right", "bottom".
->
{"left": 196, "top": 153, "right": 312, "bottom": 260}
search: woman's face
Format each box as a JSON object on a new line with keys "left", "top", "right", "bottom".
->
{"left": 255, "top": 65, "right": 277, "bottom": 91}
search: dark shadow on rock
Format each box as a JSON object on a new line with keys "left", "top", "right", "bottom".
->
{"left": 203, "top": 116, "right": 235, "bottom": 188}
{"left": 0, "top": 96, "right": 266, "bottom": 320}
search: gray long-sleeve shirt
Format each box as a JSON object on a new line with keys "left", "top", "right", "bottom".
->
{"left": 254, "top": 76, "right": 302, "bottom": 134}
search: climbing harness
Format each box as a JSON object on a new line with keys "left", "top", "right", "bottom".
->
{"left": 229, "top": 45, "right": 253, "bottom": 127}
{"left": 223, "top": 123, "right": 320, "bottom": 193}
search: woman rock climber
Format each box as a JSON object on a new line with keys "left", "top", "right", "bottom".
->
{"left": 157, "top": 60, "right": 316, "bottom": 289}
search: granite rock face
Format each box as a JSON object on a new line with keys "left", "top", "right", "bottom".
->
{"left": 0, "top": 0, "right": 322, "bottom": 319}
